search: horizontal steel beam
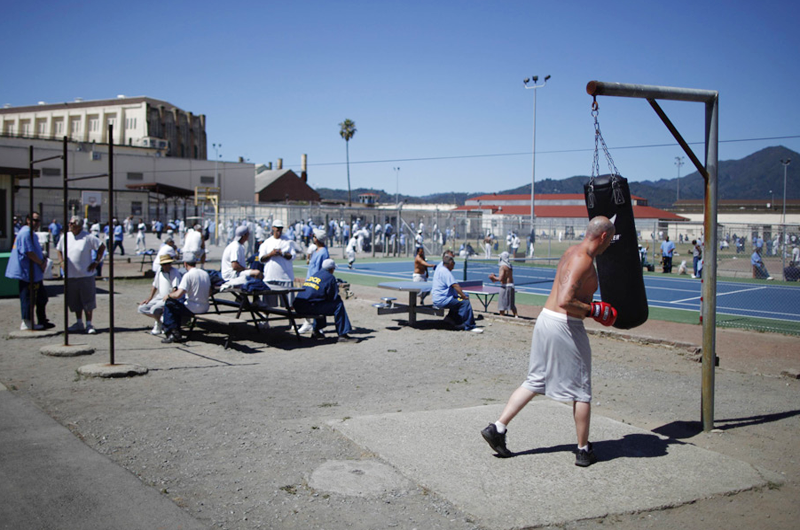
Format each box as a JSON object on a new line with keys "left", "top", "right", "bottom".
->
{"left": 587, "top": 81, "right": 717, "bottom": 103}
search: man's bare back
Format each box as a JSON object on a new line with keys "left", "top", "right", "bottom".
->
{"left": 545, "top": 244, "right": 597, "bottom": 318}
{"left": 414, "top": 253, "right": 434, "bottom": 275}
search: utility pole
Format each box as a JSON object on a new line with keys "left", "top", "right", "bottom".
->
{"left": 675, "top": 156, "right": 684, "bottom": 203}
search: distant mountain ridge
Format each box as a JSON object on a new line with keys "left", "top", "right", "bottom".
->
{"left": 317, "top": 146, "right": 799, "bottom": 208}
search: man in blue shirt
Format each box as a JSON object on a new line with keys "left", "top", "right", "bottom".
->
{"left": 48, "top": 219, "right": 62, "bottom": 244}
{"left": 660, "top": 235, "right": 675, "bottom": 273}
{"left": 293, "top": 259, "right": 355, "bottom": 343}
{"left": 431, "top": 255, "right": 482, "bottom": 333}
{"left": 4, "top": 212, "right": 51, "bottom": 330}
{"left": 112, "top": 219, "right": 125, "bottom": 255}
{"left": 751, "top": 247, "right": 773, "bottom": 280}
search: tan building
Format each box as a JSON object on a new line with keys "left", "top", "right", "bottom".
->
{"left": 0, "top": 96, "right": 206, "bottom": 160}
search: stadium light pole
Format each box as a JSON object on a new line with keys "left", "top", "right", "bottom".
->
{"left": 524, "top": 74, "right": 550, "bottom": 240}
{"left": 675, "top": 156, "right": 684, "bottom": 203}
{"left": 394, "top": 166, "right": 400, "bottom": 206}
{"left": 781, "top": 158, "right": 791, "bottom": 225}
{"left": 781, "top": 158, "right": 791, "bottom": 279}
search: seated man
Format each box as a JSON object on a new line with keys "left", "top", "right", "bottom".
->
{"left": 221, "top": 225, "right": 263, "bottom": 281}
{"left": 152, "top": 234, "right": 179, "bottom": 274}
{"left": 751, "top": 247, "right": 773, "bottom": 280}
{"left": 431, "top": 255, "right": 482, "bottom": 333}
{"left": 161, "top": 252, "right": 211, "bottom": 343}
{"left": 138, "top": 253, "right": 181, "bottom": 335}
{"left": 293, "top": 259, "right": 356, "bottom": 343}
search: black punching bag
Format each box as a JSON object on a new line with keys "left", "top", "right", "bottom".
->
{"left": 584, "top": 174, "right": 648, "bottom": 329}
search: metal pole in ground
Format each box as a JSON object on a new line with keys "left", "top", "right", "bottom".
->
{"left": 108, "top": 125, "right": 115, "bottom": 365}
{"left": 62, "top": 138, "right": 69, "bottom": 345}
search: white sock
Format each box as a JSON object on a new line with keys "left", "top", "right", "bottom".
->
{"left": 494, "top": 421, "right": 507, "bottom": 434}
{"left": 578, "top": 444, "right": 589, "bottom": 452}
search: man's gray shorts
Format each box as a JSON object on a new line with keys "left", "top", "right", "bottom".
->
{"left": 138, "top": 299, "right": 166, "bottom": 316}
{"left": 66, "top": 276, "right": 97, "bottom": 313}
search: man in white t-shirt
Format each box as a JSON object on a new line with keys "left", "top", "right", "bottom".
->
{"left": 182, "top": 223, "right": 206, "bottom": 266}
{"left": 222, "top": 226, "right": 263, "bottom": 281}
{"left": 258, "top": 219, "right": 297, "bottom": 306}
{"left": 152, "top": 235, "right": 179, "bottom": 274}
{"left": 138, "top": 253, "right": 182, "bottom": 335}
{"left": 346, "top": 235, "right": 358, "bottom": 269}
{"left": 161, "top": 252, "right": 211, "bottom": 343}
{"left": 56, "top": 216, "right": 105, "bottom": 334}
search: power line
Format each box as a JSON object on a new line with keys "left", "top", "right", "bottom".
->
{"left": 306, "top": 134, "right": 800, "bottom": 167}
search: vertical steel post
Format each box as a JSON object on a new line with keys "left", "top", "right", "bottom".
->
{"left": 63, "top": 138, "right": 69, "bottom": 345}
{"left": 28, "top": 147, "right": 35, "bottom": 327}
{"left": 701, "top": 96, "right": 719, "bottom": 431}
{"left": 108, "top": 125, "right": 115, "bottom": 365}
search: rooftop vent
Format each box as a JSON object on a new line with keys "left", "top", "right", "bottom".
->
{"left": 38, "top": 101, "right": 46, "bottom": 105}
{"left": 3, "top": 104, "right": 10, "bottom": 108}
{"left": 117, "top": 95, "right": 126, "bottom": 99}
{"left": 74, "top": 97, "right": 83, "bottom": 102}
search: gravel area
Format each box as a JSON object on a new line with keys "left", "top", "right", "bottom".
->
{"left": 1, "top": 273, "right": 798, "bottom": 529}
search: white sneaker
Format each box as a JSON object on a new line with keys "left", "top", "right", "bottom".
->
{"left": 68, "top": 322, "right": 85, "bottom": 332}
{"left": 20, "top": 320, "right": 43, "bottom": 331}
{"left": 470, "top": 327, "right": 484, "bottom": 334}
{"left": 86, "top": 324, "right": 97, "bottom": 335}
{"left": 151, "top": 321, "right": 163, "bottom": 335}
{"left": 767, "top": 276, "right": 774, "bottom": 281}
{"left": 297, "top": 321, "right": 313, "bottom": 334}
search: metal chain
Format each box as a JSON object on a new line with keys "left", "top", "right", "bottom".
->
{"left": 591, "top": 98, "right": 620, "bottom": 178}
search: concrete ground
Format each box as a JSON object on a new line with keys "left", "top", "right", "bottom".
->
{"left": 1, "top": 246, "right": 798, "bottom": 529}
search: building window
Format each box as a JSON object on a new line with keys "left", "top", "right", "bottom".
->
{"left": 127, "top": 172, "right": 144, "bottom": 181}
{"left": 20, "top": 120, "right": 31, "bottom": 136}
{"left": 3, "top": 121, "right": 14, "bottom": 135}
{"left": 125, "top": 117, "right": 137, "bottom": 130}
{"left": 36, "top": 119, "right": 47, "bottom": 137}
{"left": 42, "top": 167, "right": 61, "bottom": 177}
{"left": 131, "top": 201, "right": 143, "bottom": 216}
{"left": 200, "top": 176, "right": 215, "bottom": 185}
{"left": 70, "top": 118, "right": 81, "bottom": 135}
{"left": 89, "top": 117, "right": 99, "bottom": 132}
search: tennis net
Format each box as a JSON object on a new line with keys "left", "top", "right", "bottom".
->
{"left": 460, "top": 256, "right": 560, "bottom": 285}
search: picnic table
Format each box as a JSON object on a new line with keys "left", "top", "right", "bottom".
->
{"left": 376, "top": 280, "right": 487, "bottom": 325}
{"left": 190, "top": 285, "right": 306, "bottom": 348}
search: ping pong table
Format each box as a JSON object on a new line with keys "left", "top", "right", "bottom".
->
{"left": 461, "top": 284, "right": 504, "bottom": 312}
{"left": 377, "top": 280, "right": 488, "bottom": 325}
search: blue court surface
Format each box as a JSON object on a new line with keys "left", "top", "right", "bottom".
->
{"left": 331, "top": 259, "right": 800, "bottom": 325}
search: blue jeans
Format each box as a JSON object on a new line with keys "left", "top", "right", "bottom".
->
{"left": 19, "top": 280, "right": 48, "bottom": 324}
{"left": 693, "top": 256, "right": 701, "bottom": 277}
{"left": 162, "top": 298, "right": 194, "bottom": 332}
{"left": 294, "top": 298, "right": 353, "bottom": 336}
{"left": 441, "top": 297, "right": 477, "bottom": 331}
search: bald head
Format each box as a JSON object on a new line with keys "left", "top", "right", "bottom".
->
{"left": 586, "top": 216, "right": 615, "bottom": 241}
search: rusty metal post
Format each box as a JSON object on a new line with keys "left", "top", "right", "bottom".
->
{"left": 701, "top": 96, "right": 719, "bottom": 431}
{"left": 28, "top": 147, "right": 35, "bottom": 327}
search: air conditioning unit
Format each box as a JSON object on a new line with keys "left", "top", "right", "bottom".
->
{"left": 91, "top": 152, "right": 101, "bottom": 161}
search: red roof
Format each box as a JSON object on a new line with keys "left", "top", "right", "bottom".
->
{"left": 454, "top": 203, "right": 686, "bottom": 220}
{"left": 467, "top": 193, "right": 647, "bottom": 202}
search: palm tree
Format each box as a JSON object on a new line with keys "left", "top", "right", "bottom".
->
{"left": 339, "top": 119, "right": 357, "bottom": 206}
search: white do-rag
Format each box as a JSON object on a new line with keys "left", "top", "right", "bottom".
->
{"left": 499, "top": 251, "right": 512, "bottom": 269}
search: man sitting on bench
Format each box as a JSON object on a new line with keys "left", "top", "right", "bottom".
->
{"left": 431, "top": 255, "right": 483, "bottom": 333}
{"left": 293, "top": 259, "right": 356, "bottom": 343}
{"left": 161, "top": 251, "right": 211, "bottom": 344}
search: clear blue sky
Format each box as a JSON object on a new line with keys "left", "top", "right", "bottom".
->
{"left": 5, "top": 1, "right": 799, "bottom": 196}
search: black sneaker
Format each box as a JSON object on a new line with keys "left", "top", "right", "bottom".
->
{"left": 575, "top": 442, "right": 597, "bottom": 467}
{"left": 161, "top": 330, "right": 184, "bottom": 344}
{"left": 481, "top": 423, "right": 513, "bottom": 458}
{"left": 337, "top": 334, "right": 357, "bottom": 343}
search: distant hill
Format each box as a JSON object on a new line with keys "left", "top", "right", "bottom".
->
{"left": 317, "top": 146, "right": 799, "bottom": 208}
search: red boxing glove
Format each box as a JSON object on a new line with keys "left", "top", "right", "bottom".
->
{"left": 589, "top": 301, "right": 617, "bottom": 326}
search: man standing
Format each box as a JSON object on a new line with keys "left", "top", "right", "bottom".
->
{"left": 138, "top": 253, "right": 181, "bottom": 335}
{"left": 221, "top": 226, "right": 263, "bottom": 281}
{"left": 5, "top": 212, "right": 51, "bottom": 330}
{"left": 346, "top": 234, "right": 358, "bottom": 269}
{"left": 182, "top": 223, "right": 206, "bottom": 267}
{"left": 48, "top": 218, "right": 62, "bottom": 246}
{"left": 161, "top": 252, "right": 211, "bottom": 343}
{"left": 111, "top": 218, "right": 125, "bottom": 256}
{"left": 480, "top": 217, "right": 616, "bottom": 467}
{"left": 293, "top": 259, "right": 356, "bottom": 343}
{"left": 258, "top": 220, "right": 297, "bottom": 307}
{"left": 489, "top": 251, "right": 517, "bottom": 317}
{"left": 431, "top": 255, "right": 482, "bottom": 333}
{"left": 414, "top": 229, "right": 424, "bottom": 252}
{"left": 56, "top": 216, "right": 106, "bottom": 335}
{"left": 484, "top": 232, "right": 493, "bottom": 259}
{"left": 660, "top": 235, "right": 675, "bottom": 273}
{"left": 413, "top": 247, "right": 436, "bottom": 305}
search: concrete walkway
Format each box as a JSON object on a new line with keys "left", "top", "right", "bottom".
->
{"left": 0, "top": 383, "right": 208, "bottom": 530}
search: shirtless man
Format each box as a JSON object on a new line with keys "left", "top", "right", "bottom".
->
{"left": 489, "top": 251, "right": 517, "bottom": 317}
{"left": 481, "top": 216, "right": 617, "bottom": 467}
{"left": 413, "top": 247, "right": 436, "bottom": 304}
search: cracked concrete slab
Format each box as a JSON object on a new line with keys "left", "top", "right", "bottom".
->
{"left": 330, "top": 401, "right": 776, "bottom": 529}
